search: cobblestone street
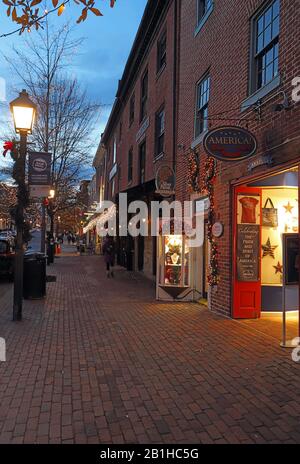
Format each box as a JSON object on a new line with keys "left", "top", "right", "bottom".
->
{"left": 0, "top": 246, "right": 300, "bottom": 444}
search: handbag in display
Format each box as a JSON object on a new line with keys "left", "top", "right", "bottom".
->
{"left": 262, "top": 198, "right": 278, "bottom": 227}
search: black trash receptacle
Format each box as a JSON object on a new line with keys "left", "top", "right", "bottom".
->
{"left": 23, "top": 252, "right": 46, "bottom": 299}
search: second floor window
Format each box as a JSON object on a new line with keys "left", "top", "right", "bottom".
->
{"left": 128, "top": 148, "right": 133, "bottom": 183}
{"left": 113, "top": 135, "right": 117, "bottom": 164}
{"left": 195, "top": 74, "right": 210, "bottom": 139}
{"left": 139, "top": 141, "right": 146, "bottom": 184}
{"left": 157, "top": 31, "right": 167, "bottom": 73}
{"left": 155, "top": 107, "right": 165, "bottom": 158}
{"left": 197, "top": 0, "right": 213, "bottom": 25}
{"left": 129, "top": 93, "right": 135, "bottom": 126}
{"left": 252, "top": 0, "right": 280, "bottom": 92}
{"left": 140, "top": 70, "right": 148, "bottom": 122}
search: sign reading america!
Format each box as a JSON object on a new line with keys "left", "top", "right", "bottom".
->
{"left": 203, "top": 126, "right": 257, "bottom": 162}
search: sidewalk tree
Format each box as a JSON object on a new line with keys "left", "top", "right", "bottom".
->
{"left": 4, "top": 22, "right": 100, "bottom": 234}
{"left": 1, "top": 0, "right": 116, "bottom": 37}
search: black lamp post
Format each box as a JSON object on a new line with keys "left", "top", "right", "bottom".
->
{"left": 10, "top": 89, "right": 36, "bottom": 321}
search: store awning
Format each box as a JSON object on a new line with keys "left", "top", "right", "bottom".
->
{"left": 83, "top": 204, "right": 116, "bottom": 235}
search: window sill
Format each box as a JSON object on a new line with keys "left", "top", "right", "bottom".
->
{"left": 241, "top": 75, "right": 281, "bottom": 112}
{"left": 153, "top": 152, "right": 165, "bottom": 163}
{"left": 194, "top": 4, "right": 214, "bottom": 37}
{"left": 191, "top": 130, "right": 208, "bottom": 150}
{"left": 156, "top": 63, "right": 166, "bottom": 81}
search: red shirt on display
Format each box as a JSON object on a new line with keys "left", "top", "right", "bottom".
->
{"left": 239, "top": 197, "right": 259, "bottom": 224}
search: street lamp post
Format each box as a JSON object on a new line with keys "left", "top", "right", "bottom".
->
{"left": 10, "top": 90, "right": 36, "bottom": 321}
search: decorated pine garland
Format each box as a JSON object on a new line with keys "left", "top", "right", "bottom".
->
{"left": 201, "top": 156, "right": 219, "bottom": 287}
{"left": 187, "top": 149, "right": 201, "bottom": 193}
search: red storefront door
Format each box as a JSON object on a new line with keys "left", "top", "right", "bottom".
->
{"left": 233, "top": 186, "right": 262, "bottom": 319}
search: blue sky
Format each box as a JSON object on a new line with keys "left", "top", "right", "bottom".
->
{"left": 0, "top": 0, "right": 147, "bottom": 145}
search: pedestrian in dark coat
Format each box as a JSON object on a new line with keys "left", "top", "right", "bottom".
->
{"left": 102, "top": 235, "right": 115, "bottom": 278}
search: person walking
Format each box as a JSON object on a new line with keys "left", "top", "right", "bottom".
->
{"left": 102, "top": 235, "right": 115, "bottom": 278}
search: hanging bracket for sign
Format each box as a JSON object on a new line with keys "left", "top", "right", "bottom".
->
{"left": 203, "top": 126, "right": 257, "bottom": 162}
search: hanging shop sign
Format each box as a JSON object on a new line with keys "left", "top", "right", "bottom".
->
{"left": 155, "top": 165, "right": 176, "bottom": 197}
{"left": 28, "top": 152, "right": 51, "bottom": 185}
{"left": 247, "top": 154, "right": 273, "bottom": 172}
{"left": 212, "top": 222, "right": 224, "bottom": 238}
{"left": 203, "top": 126, "right": 257, "bottom": 162}
{"left": 237, "top": 224, "right": 260, "bottom": 282}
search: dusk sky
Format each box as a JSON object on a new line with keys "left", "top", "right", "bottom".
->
{"left": 0, "top": 1, "right": 147, "bottom": 144}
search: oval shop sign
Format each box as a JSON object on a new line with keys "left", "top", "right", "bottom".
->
{"left": 203, "top": 126, "right": 257, "bottom": 162}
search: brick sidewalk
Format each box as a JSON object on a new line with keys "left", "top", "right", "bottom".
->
{"left": 0, "top": 248, "right": 300, "bottom": 444}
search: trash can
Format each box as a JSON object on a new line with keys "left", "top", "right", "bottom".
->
{"left": 23, "top": 252, "right": 46, "bottom": 299}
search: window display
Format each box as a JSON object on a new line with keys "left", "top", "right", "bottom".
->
{"left": 161, "top": 235, "right": 189, "bottom": 286}
{"left": 261, "top": 187, "right": 298, "bottom": 285}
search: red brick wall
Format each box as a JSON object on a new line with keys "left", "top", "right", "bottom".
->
{"left": 105, "top": 0, "right": 179, "bottom": 199}
{"left": 177, "top": 0, "right": 300, "bottom": 316}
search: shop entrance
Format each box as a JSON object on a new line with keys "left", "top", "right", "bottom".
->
{"left": 233, "top": 167, "right": 299, "bottom": 319}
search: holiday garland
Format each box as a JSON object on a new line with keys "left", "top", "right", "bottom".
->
{"left": 187, "top": 149, "right": 201, "bottom": 193}
{"left": 201, "top": 156, "right": 219, "bottom": 287}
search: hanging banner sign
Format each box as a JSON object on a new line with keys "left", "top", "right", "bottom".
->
{"left": 203, "top": 126, "right": 257, "bottom": 162}
{"left": 29, "top": 185, "right": 51, "bottom": 198}
{"left": 28, "top": 152, "right": 52, "bottom": 185}
{"left": 155, "top": 165, "right": 176, "bottom": 197}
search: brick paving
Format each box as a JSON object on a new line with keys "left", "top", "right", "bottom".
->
{"left": 0, "top": 245, "right": 300, "bottom": 444}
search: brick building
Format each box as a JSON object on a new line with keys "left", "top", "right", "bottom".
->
{"left": 101, "top": 0, "right": 180, "bottom": 279}
{"left": 176, "top": 0, "right": 300, "bottom": 317}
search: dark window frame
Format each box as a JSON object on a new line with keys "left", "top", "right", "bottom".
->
{"left": 155, "top": 106, "right": 165, "bottom": 159}
{"left": 140, "top": 69, "right": 148, "bottom": 123}
{"left": 128, "top": 147, "right": 133, "bottom": 183}
{"left": 194, "top": 74, "right": 210, "bottom": 139}
{"left": 250, "top": 0, "right": 280, "bottom": 94}
{"left": 129, "top": 93, "right": 135, "bottom": 127}
{"left": 139, "top": 140, "right": 146, "bottom": 184}
{"left": 157, "top": 29, "right": 167, "bottom": 73}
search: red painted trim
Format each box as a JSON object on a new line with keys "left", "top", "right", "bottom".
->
{"left": 233, "top": 186, "right": 262, "bottom": 319}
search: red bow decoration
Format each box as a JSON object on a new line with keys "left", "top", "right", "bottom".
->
{"left": 3, "top": 141, "right": 14, "bottom": 157}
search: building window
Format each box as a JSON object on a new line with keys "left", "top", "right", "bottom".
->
{"left": 155, "top": 107, "right": 165, "bottom": 158}
{"left": 128, "top": 147, "right": 133, "bottom": 183}
{"left": 140, "top": 69, "right": 148, "bottom": 122}
{"left": 129, "top": 93, "right": 135, "bottom": 126}
{"left": 197, "top": 0, "right": 213, "bottom": 25}
{"left": 111, "top": 178, "right": 115, "bottom": 197}
{"left": 157, "top": 31, "right": 167, "bottom": 73}
{"left": 119, "top": 120, "right": 122, "bottom": 142}
{"left": 113, "top": 134, "right": 117, "bottom": 164}
{"left": 195, "top": 74, "right": 210, "bottom": 139}
{"left": 139, "top": 141, "right": 146, "bottom": 184}
{"left": 252, "top": 0, "right": 280, "bottom": 92}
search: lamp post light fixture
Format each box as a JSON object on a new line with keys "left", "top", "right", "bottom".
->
{"left": 10, "top": 89, "right": 36, "bottom": 322}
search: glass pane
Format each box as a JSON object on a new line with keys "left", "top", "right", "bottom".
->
{"left": 257, "top": 16, "right": 264, "bottom": 35}
{"left": 273, "top": 57, "right": 279, "bottom": 76}
{"left": 265, "top": 63, "right": 273, "bottom": 83}
{"left": 272, "top": 15, "right": 279, "bottom": 38}
{"left": 203, "top": 107, "right": 208, "bottom": 131}
{"left": 257, "top": 33, "right": 264, "bottom": 53}
{"left": 274, "top": 42, "right": 279, "bottom": 58}
{"left": 264, "top": 24, "right": 272, "bottom": 47}
{"left": 272, "top": 0, "right": 280, "bottom": 19}
{"left": 265, "top": 6, "right": 272, "bottom": 27}
{"left": 266, "top": 48, "right": 273, "bottom": 65}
